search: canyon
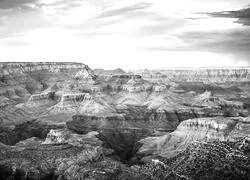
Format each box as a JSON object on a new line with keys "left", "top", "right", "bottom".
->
{"left": 0, "top": 62, "right": 250, "bottom": 180}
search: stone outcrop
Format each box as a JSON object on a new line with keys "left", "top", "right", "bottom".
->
{"left": 0, "top": 129, "right": 118, "bottom": 180}
{"left": 122, "top": 76, "right": 152, "bottom": 92}
{"left": 152, "top": 84, "right": 168, "bottom": 92}
{"left": 48, "top": 93, "right": 115, "bottom": 115}
{"left": 138, "top": 116, "right": 250, "bottom": 158}
{"left": 60, "top": 93, "right": 92, "bottom": 104}
{"left": 189, "top": 91, "right": 244, "bottom": 108}
{"left": 74, "top": 69, "right": 96, "bottom": 80}
{"left": 28, "top": 91, "right": 55, "bottom": 102}
{"left": 0, "top": 119, "right": 65, "bottom": 145}
{"left": 43, "top": 129, "right": 101, "bottom": 147}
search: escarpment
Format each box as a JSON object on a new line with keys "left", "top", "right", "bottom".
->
{"left": 132, "top": 67, "right": 250, "bottom": 82}
{"left": 138, "top": 116, "right": 250, "bottom": 158}
{"left": 0, "top": 62, "right": 92, "bottom": 76}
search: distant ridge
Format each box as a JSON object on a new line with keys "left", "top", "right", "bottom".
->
{"left": 128, "top": 66, "right": 250, "bottom": 71}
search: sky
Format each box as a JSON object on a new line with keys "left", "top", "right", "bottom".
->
{"left": 0, "top": 0, "right": 250, "bottom": 69}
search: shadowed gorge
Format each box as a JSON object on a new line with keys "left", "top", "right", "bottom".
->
{"left": 97, "top": 129, "right": 147, "bottom": 165}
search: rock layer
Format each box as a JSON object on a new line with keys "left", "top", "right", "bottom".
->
{"left": 131, "top": 67, "right": 250, "bottom": 82}
{"left": 139, "top": 116, "right": 250, "bottom": 158}
{"left": 0, "top": 129, "right": 117, "bottom": 180}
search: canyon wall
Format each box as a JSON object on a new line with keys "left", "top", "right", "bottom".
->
{"left": 0, "top": 62, "right": 92, "bottom": 75}
{"left": 139, "top": 116, "right": 250, "bottom": 158}
{"left": 131, "top": 67, "right": 250, "bottom": 82}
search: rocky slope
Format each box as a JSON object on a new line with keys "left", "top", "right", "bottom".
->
{"left": 0, "top": 129, "right": 120, "bottom": 180}
{"left": 139, "top": 116, "right": 250, "bottom": 158}
{"left": 0, "top": 62, "right": 250, "bottom": 179}
{"left": 0, "top": 62, "right": 97, "bottom": 126}
{"left": 1, "top": 129, "right": 250, "bottom": 180}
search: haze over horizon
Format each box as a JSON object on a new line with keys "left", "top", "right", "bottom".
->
{"left": 0, "top": 0, "right": 250, "bottom": 69}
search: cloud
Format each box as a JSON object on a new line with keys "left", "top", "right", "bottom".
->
{"left": 139, "top": 26, "right": 250, "bottom": 65}
{"left": 209, "top": 5, "right": 250, "bottom": 26}
{"left": 96, "top": 2, "right": 152, "bottom": 18}
{"left": 0, "top": 0, "right": 37, "bottom": 9}
{"left": 174, "top": 29, "right": 250, "bottom": 64}
{"left": 0, "top": 0, "right": 249, "bottom": 68}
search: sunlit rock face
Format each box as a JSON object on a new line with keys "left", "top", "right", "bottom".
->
{"left": 25, "top": 92, "right": 57, "bottom": 110}
{"left": 0, "top": 62, "right": 96, "bottom": 96}
{"left": 48, "top": 93, "right": 115, "bottom": 117}
{"left": 122, "top": 76, "right": 152, "bottom": 92}
{"left": 43, "top": 129, "right": 102, "bottom": 147}
{"left": 56, "top": 93, "right": 92, "bottom": 108}
{"left": 138, "top": 116, "right": 250, "bottom": 158}
{"left": 0, "top": 62, "right": 93, "bottom": 75}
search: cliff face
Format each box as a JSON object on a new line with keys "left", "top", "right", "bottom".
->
{"left": 139, "top": 116, "right": 250, "bottom": 158}
{"left": 0, "top": 62, "right": 99, "bottom": 126}
{"left": 28, "top": 91, "right": 55, "bottom": 102}
{"left": 0, "top": 62, "right": 92, "bottom": 75}
{"left": 0, "top": 62, "right": 96, "bottom": 94}
{"left": 131, "top": 68, "right": 250, "bottom": 82}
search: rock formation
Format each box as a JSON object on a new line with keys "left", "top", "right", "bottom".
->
{"left": 131, "top": 67, "right": 250, "bottom": 83}
{"left": 0, "top": 62, "right": 250, "bottom": 179}
{"left": 0, "top": 129, "right": 119, "bottom": 180}
{"left": 139, "top": 116, "right": 250, "bottom": 158}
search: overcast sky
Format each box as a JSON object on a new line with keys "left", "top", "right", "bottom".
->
{"left": 0, "top": 0, "right": 249, "bottom": 69}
